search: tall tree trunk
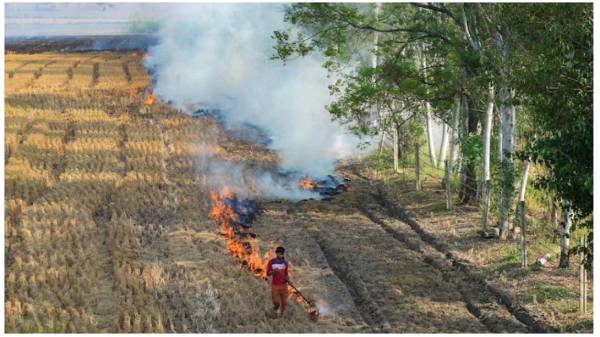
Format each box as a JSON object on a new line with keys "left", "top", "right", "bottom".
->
{"left": 377, "top": 129, "right": 385, "bottom": 156}
{"left": 498, "top": 86, "right": 516, "bottom": 239}
{"left": 372, "top": 3, "right": 383, "bottom": 155}
{"left": 559, "top": 200, "right": 572, "bottom": 268}
{"left": 448, "top": 96, "right": 461, "bottom": 175}
{"left": 438, "top": 121, "right": 449, "bottom": 168}
{"left": 517, "top": 161, "right": 530, "bottom": 203}
{"left": 418, "top": 42, "right": 438, "bottom": 168}
{"left": 459, "top": 95, "right": 478, "bottom": 204}
{"left": 496, "top": 28, "right": 517, "bottom": 240}
{"left": 481, "top": 85, "right": 495, "bottom": 229}
{"left": 517, "top": 160, "right": 530, "bottom": 267}
{"left": 425, "top": 104, "right": 437, "bottom": 168}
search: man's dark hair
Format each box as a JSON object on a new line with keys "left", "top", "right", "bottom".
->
{"left": 275, "top": 246, "right": 285, "bottom": 254}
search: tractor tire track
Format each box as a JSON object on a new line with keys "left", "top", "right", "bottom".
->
{"left": 347, "top": 168, "right": 556, "bottom": 333}
{"left": 356, "top": 201, "right": 528, "bottom": 333}
{"left": 311, "top": 231, "right": 391, "bottom": 332}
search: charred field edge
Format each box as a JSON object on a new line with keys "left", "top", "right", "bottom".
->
{"left": 5, "top": 35, "right": 158, "bottom": 53}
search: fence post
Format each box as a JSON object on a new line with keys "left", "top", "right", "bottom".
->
{"left": 414, "top": 143, "right": 421, "bottom": 191}
{"left": 584, "top": 236, "right": 588, "bottom": 312}
{"left": 579, "top": 236, "right": 588, "bottom": 313}
{"left": 445, "top": 160, "right": 451, "bottom": 210}
{"left": 519, "top": 200, "right": 527, "bottom": 268}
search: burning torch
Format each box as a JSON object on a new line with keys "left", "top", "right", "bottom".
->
{"left": 287, "top": 280, "right": 319, "bottom": 321}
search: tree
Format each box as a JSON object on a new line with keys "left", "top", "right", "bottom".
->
{"left": 502, "top": 3, "right": 592, "bottom": 268}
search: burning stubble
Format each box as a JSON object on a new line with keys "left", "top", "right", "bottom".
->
{"left": 209, "top": 187, "right": 319, "bottom": 319}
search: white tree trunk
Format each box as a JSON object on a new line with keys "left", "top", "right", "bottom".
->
{"left": 418, "top": 43, "right": 438, "bottom": 168}
{"left": 438, "top": 121, "right": 449, "bottom": 168}
{"left": 481, "top": 85, "right": 495, "bottom": 230}
{"left": 559, "top": 200, "right": 572, "bottom": 268}
{"left": 371, "top": 3, "right": 380, "bottom": 69}
{"left": 448, "top": 96, "right": 461, "bottom": 174}
{"left": 425, "top": 105, "right": 437, "bottom": 168}
{"left": 371, "top": 3, "right": 382, "bottom": 146}
{"left": 498, "top": 86, "right": 517, "bottom": 239}
{"left": 496, "top": 30, "right": 517, "bottom": 239}
{"left": 377, "top": 129, "right": 385, "bottom": 156}
{"left": 482, "top": 85, "right": 495, "bottom": 183}
{"left": 518, "top": 161, "right": 530, "bottom": 203}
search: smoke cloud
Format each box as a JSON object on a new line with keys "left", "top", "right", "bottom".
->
{"left": 146, "top": 4, "right": 364, "bottom": 181}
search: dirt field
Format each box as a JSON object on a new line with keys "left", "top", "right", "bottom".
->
{"left": 4, "top": 51, "right": 590, "bottom": 332}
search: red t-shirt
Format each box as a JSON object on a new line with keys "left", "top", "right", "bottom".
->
{"left": 266, "top": 258, "right": 289, "bottom": 285}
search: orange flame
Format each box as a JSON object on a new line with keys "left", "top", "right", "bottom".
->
{"left": 209, "top": 187, "right": 269, "bottom": 277}
{"left": 298, "top": 177, "right": 318, "bottom": 190}
{"left": 209, "top": 187, "right": 319, "bottom": 319}
{"left": 144, "top": 94, "right": 155, "bottom": 105}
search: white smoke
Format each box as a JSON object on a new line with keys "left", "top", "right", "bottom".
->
{"left": 196, "top": 151, "right": 320, "bottom": 201}
{"left": 146, "top": 3, "right": 365, "bottom": 179}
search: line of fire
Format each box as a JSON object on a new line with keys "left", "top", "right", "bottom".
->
{"left": 209, "top": 177, "right": 347, "bottom": 321}
{"left": 140, "top": 87, "right": 347, "bottom": 321}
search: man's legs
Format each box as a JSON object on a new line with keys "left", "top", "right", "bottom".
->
{"left": 271, "top": 285, "right": 282, "bottom": 315}
{"left": 271, "top": 285, "right": 288, "bottom": 316}
{"left": 278, "top": 285, "right": 288, "bottom": 315}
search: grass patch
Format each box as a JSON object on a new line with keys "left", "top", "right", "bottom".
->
{"left": 431, "top": 201, "right": 447, "bottom": 213}
{"left": 565, "top": 319, "right": 593, "bottom": 333}
{"left": 532, "top": 284, "right": 576, "bottom": 301}
{"left": 495, "top": 245, "right": 522, "bottom": 274}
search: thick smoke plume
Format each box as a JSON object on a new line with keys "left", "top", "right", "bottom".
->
{"left": 146, "top": 4, "right": 363, "bottom": 183}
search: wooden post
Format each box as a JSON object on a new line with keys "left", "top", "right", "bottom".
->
{"left": 445, "top": 160, "right": 451, "bottom": 210}
{"left": 579, "top": 236, "right": 585, "bottom": 312}
{"left": 584, "top": 236, "right": 588, "bottom": 312}
{"left": 519, "top": 200, "right": 527, "bottom": 268}
{"left": 580, "top": 236, "right": 588, "bottom": 313}
{"left": 414, "top": 143, "right": 421, "bottom": 191}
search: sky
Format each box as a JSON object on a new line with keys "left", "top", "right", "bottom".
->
{"left": 5, "top": 3, "right": 164, "bottom": 36}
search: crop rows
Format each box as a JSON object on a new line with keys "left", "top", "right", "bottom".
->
{"left": 5, "top": 52, "right": 150, "bottom": 94}
{"left": 4, "top": 51, "right": 254, "bottom": 333}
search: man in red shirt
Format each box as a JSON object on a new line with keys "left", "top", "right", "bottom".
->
{"left": 266, "top": 246, "right": 289, "bottom": 317}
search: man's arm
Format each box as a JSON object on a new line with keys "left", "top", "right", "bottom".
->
{"left": 266, "top": 260, "right": 273, "bottom": 276}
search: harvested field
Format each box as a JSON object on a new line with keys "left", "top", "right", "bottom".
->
{"left": 4, "top": 51, "right": 586, "bottom": 333}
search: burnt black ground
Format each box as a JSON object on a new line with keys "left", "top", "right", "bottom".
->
{"left": 6, "top": 35, "right": 157, "bottom": 53}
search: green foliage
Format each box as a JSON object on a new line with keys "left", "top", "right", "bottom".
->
{"left": 531, "top": 284, "right": 576, "bottom": 301}
{"left": 271, "top": 2, "right": 593, "bottom": 267}
{"left": 460, "top": 133, "right": 482, "bottom": 167}
{"left": 506, "top": 3, "right": 593, "bottom": 268}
